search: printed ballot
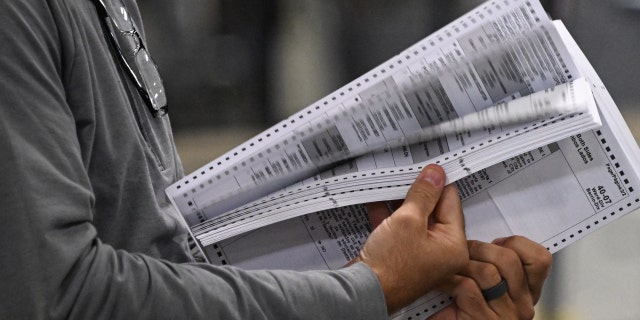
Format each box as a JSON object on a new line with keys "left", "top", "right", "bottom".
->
{"left": 166, "top": 0, "right": 640, "bottom": 318}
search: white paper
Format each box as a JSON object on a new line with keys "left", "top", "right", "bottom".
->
{"left": 167, "top": 2, "right": 640, "bottom": 319}
{"left": 166, "top": 0, "right": 578, "bottom": 227}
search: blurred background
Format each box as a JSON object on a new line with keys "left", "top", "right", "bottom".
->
{"left": 138, "top": 1, "right": 640, "bottom": 318}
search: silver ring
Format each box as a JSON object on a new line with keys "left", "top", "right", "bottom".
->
{"left": 481, "top": 278, "right": 508, "bottom": 302}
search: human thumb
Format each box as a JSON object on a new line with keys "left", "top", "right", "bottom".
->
{"left": 402, "top": 164, "right": 446, "bottom": 220}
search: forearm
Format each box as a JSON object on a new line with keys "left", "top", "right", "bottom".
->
{"left": 0, "top": 141, "right": 386, "bottom": 319}
{"left": 2, "top": 235, "right": 386, "bottom": 319}
{"left": 0, "top": 144, "right": 386, "bottom": 319}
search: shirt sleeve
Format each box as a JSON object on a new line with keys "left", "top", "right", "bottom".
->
{"left": 0, "top": 1, "right": 387, "bottom": 319}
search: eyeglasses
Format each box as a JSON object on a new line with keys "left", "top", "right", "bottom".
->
{"left": 94, "top": 0, "right": 168, "bottom": 117}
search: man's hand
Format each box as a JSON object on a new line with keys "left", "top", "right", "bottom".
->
{"left": 357, "top": 164, "right": 469, "bottom": 314}
{"left": 430, "top": 236, "right": 552, "bottom": 320}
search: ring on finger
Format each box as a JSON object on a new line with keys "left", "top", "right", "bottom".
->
{"left": 481, "top": 278, "right": 509, "bottom": 302}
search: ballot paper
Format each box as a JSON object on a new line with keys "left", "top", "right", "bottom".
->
{"left": 166, "top": 1, "right": 640, "bottom": 319}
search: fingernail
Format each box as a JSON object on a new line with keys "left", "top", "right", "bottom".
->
{"left": 492, "top": 237, "right": 508, "bottom": 246}
{"left": 420, "top": 167, "right": 444, "bottom": 188}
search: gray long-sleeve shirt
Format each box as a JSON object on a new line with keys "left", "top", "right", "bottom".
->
{"left": 0, "top": 1, "right": 387, "bottom": 319}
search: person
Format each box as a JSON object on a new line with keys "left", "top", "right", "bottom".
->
{"left": 0, "top": 0, "right": 551, "bottom": 319}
